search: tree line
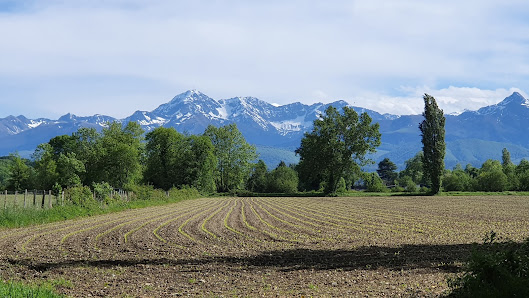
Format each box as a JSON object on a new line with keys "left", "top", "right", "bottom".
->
{"left": 1, "top": 93, "right": 526, "bottom": 195}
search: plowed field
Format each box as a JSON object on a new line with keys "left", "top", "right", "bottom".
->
{"left": 1, "top": 196, "right": 528, "bottom": 297}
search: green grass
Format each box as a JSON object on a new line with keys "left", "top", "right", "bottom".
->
{"left": 0, "top": 193, "right": 58, "bottom": 209}
{"left": 0, "top": 280, "right": 63, "bottom": 298}
{"left": 0, "top": 187, "right": 201, "bottom": 229}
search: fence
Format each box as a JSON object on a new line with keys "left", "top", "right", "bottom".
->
{"left": 2, "top": 189, "right": 133, "bottom": 210}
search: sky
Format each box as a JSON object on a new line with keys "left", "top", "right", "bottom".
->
{"left": 1, "top": 0, "right": 528, "bottom": 119}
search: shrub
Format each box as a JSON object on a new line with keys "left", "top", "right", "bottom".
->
{"left": 398, "top": 176, "right": 418, "bottom": 192}
{"left": 447, "top": 232, "right": 529, "bottom": 297}
{"left": 336, "top": 177, "right": 347, "bottom": 193}
{"left": 443, "top": 170, "right": 472, "bottom": 191}
{"left": 92, "top": 181, "right": 113, "bottom": 204}
{"left": 266, "top": 163, "right": 299, "bottom": 194}
{"left": 364, "top": 173, "right": 387, "bottom": 192}
{"left": 65, "top": 185, "right": 94, "bottom": 207}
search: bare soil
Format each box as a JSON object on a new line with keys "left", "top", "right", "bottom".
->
{"left": 1, "top": 196, "right": 528, "bottom": 297}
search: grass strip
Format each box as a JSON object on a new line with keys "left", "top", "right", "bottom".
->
{"left": 0, "top": 189, "right": 201, "bottom": 229}
{"left": 0, "top": 280, "right": 62, "bottom": 298}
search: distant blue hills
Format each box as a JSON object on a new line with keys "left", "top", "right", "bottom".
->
{"left": 1, "top": 90, "right": 529, "bottom": 169}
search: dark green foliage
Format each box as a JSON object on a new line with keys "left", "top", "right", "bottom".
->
{"left": 296, "top": 106, "right": 381, "bottom": 194}
{"left": 266, "top": 161, "right": 299, "bottom": 194}
{"left": 477, "top": 160, "right": 508, "bottom": 192}
{"left": 144, "top": 127, "right": 183, "bottom": 190}
{"left": 185, "top": 135, "right": 217, "bottom": 194}
{"left": 70, "top": 128, "right": 101, "bottom": 185}
{"left": 246, "top": 160, "right": 268, "bottom": 192}
{"left": 465, "top": 164, "right": 479, "bottom": 179}
{"left": 501, "top": 147, "right": 512, "bottom": 168}
{"left": 144, "top": 128, "right": 217, "bottom": 193}
{"left": 448, "top": 232, "right": 529, "bottom": 297}
{"left": 8, "top": 153, "right": 32, "bottom": 191}
{"left": 0, "top": 157, "right": 10, "bottom": 190}
{"left": 398, "top": 175, "right": 417, "bottom": 192}
{"left": 65, "top": 185, "right": 95, "bottom": 207}
{"left": 204, "top": 124, "right": 257, "bottom": 192}
{"left": 92, "top": 181, "right": 114, "bottom": 203}
{"left": 128, "top": 184, "right": 200, "bottom": 202}
{"left": 400, "top": 152, "right": 424, "bottom": 185}
{"left": 377, "top": 157, "right": 397, "bottom": 186}
{"left": 57, "top": 152, "right": 85, "bottom": 187}
{"left": 33, "top": 143, "right": 58, "bottom": 189}
{"left": 36, "top": 123, "right": 143, "bottom": 190}
{"left": 336, "top": 177, "right": 347, "bottom": 193}
{"left": 364, "top": 173, "right": 386, "bottom": 192}
{"left": 515, "top": 159, "right": 529, "bottom": 191}
{"left": 443, "top": 168, "right": 473, "bottom": 192}
{"left": 98, "top": 122, "right": 144, "bottom": 188}
{"left": 419, "top": 94, "right": 446, "bottom": 194}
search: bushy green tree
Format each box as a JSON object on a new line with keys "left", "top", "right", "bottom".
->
{"left": 70, "top": 128, "right": 101, "bottom": 185}
{"left": 57, "top": 152, "right": 85, "bottom": 187}
{"left": 8, "top": 153, "right": 32, "bottom": 191}
{"left": 267, "top": 161, "right": 299, "bottom": 193}
{"left": 377, "top": 157, "right": 397, "bottom": 186}
{"left": 419, "top": 94, "right": 446, "bottom": 194}
{"left": 204, "top": 124, "right": 257, "bottom": 192}
{"left": 465, "top": 163, "right": 480, "bottom": 179}
{"left": 0, "top": 157, "right": 10, "bottom": 190}
{"left": 400, "top": 152, "right": 424, "bottom": 185}
{"left": 184, "top": 135, "right": 217, "bottom": 194}
{"left": 477, "top": 160, "right": 508, "bottom": 192}
{"left": 98, "top": 122, "right": 144, "bottom": 188}
{"left": 364, "top": 172, "right": 386, "bottom": 192}
{"left": 442, "top": 167, "right": 473, "bottom": 192}
{"left": 33, "top": 143, "right": 58, "bottom": 190}
{"left": 296, "top": 106, "right": 381, "bottom": 194}
{"left": 515, "top": 159, "right": 529, "bottom": 191}
{"left": 397, "top": 175, "right": 418, "bottom": 192}
{"left": 336, "top": 177, "right": 347, "bottom": 193}
{"left": 144, "top": 127, "right": 183, "bottom": 190}
{"left": 144, "top": 127, "right": 216, "bottom": 193}
{"left": 246, "top": 160, "right": 268, "bottom": 193}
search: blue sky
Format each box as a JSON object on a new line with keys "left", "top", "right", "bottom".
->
{"left": 1, "top": 0, "right": 528, "bottom": 118}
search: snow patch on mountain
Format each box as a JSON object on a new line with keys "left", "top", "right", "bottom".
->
{"left": 270, "top": 115, "right": 312, "bottom": 135}
{"left": 28, "top": 120, "right": 45, "bottom": 128}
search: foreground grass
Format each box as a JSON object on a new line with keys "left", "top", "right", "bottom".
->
{"left": 0, "top": 280, "right": 62, "bottom": 298}
{"left": 0, "top": 188, "right": 201, "bottom": 229}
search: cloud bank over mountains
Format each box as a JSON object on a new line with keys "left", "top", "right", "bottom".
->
{"left": 1, "top": 1, "right": 528, "bottom": 118}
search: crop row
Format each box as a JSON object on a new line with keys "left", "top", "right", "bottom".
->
{"left": 1, "top": 196, "right": 528, "bottom": 258}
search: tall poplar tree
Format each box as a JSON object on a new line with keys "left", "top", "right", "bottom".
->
{"left": 419, "top": 94, "right": 445, "bottom": 194}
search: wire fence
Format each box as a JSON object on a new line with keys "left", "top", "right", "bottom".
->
{"left": 1, "top": 189, "right": 133, "bottom": 210}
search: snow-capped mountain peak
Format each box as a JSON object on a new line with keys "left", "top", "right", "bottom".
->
{"left": 476, "top": 92, "right": 529, "bottom": 116}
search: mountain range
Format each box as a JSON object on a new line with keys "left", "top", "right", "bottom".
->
{"left": 1, "top": 90, "right": 529, "bottom": 169}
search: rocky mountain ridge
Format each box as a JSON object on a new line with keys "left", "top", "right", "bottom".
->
{"left": 1, "top": 90, "right": 528, "bottom": 168}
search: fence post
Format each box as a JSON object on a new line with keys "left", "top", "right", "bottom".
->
{"left": 14, "top": 191, "right": 17, "bottom": 209}
{"left": 3, "top": 190, "right": 6, "bottom": 210}
{"left": 41, "top": 191, "right": 45, "bottom": 208}
{"left": 33, "top": 190, "right": 37, "bottom": 207}
{"left": 49, "top": 190, "right": 52, "bottom": 208}
{"left": 24, "top": 189, "right": 27, "bottom": 208}
{"left": 61, "top": 190, "right": 65, "bottom": 206}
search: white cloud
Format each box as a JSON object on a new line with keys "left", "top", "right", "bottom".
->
{"left": 0, "top": 1, "right": 528, "bottom": 118}
{"left": 345, "top": 87, "right": 527, "bottom": 116}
